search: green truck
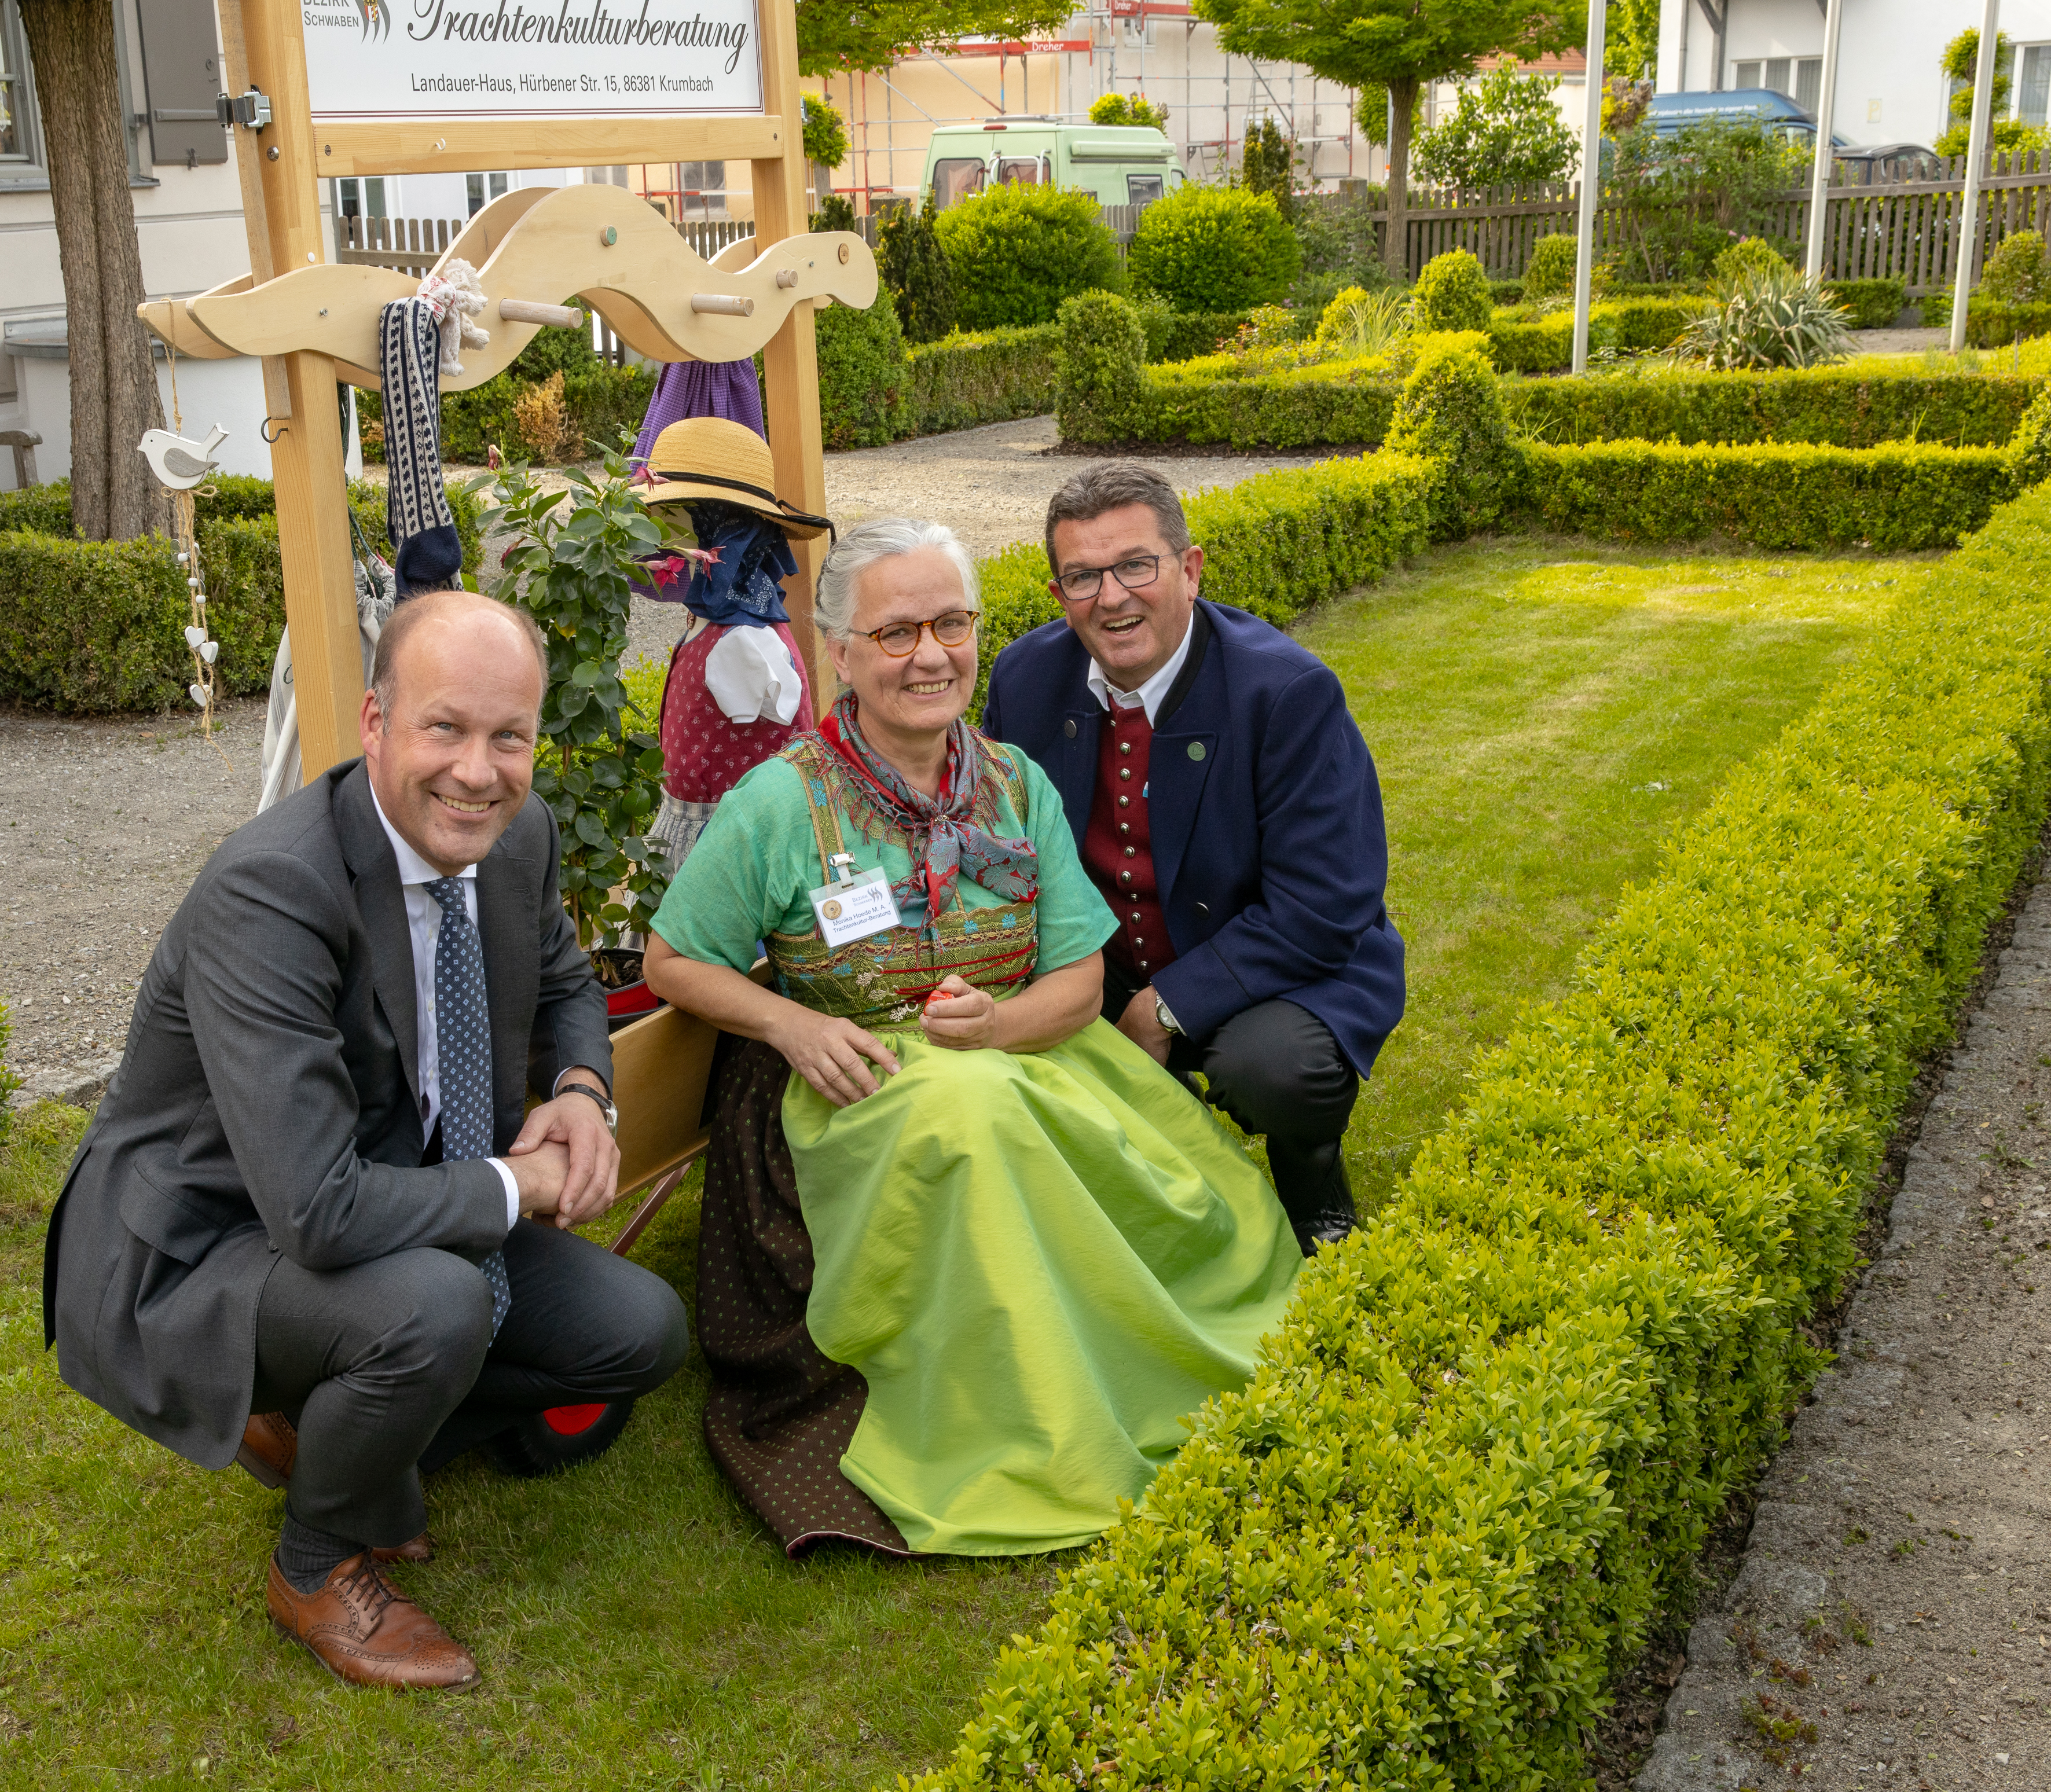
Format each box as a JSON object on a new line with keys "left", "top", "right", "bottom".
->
{"left": 922, "top": 120, "right": 1187, "bottom": 211}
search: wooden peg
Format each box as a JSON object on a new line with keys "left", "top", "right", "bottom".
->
{"left": 498, "top": 299, "right": 586, "bottom": 328}
{"left": 691, "top": 294, "right": 755, "bottom": 317}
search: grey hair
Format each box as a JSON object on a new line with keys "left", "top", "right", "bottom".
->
{"left": 1043, "top": 461, "right": 1191, "bottom": 572}
{"left": 813, "top": 517, "right": 980, "bottom": 642}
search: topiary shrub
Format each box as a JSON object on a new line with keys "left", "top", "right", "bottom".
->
{"left": 1126, "top": 185, "right": 1302, "bottom": 313}
{"left": 2009, "top": 386, "right": 2051, "bottom": 490}
{"left": 1712, "top": 234, "right": 1792, "bottom": 285}
{"left": 1522, "top": 232, "right": 1579, "bottom": 302}
{"left": 877, "top": 196, "right": 959, "bottom": 344}
{"left": 1410, "top": 248, "right": 1494, "bottom": 335}
{"left": 1983, "top": 230, "right": 2051, "bottom": 306}
{"left": 931, "top": 184, "right": 1124, "bottom": 330}
{"left": 1055, "top": 291, "right": 1147, "bottom": 442}
{"left": 1385, "top": 336, "right": 1522, "bottom": 536}
{"left": 814, "top": 298, "right": 911, "bottom": 447}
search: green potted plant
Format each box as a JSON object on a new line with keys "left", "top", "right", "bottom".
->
{"left": 479, "top": 440, "right": 677, "bottom": 1022}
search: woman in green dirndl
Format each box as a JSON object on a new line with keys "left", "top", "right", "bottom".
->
{"left": 644, "top": 518, "right": 1300, "bottom": 1558}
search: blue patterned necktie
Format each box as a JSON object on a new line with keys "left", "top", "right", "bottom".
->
{"left": 425, "top": 877, "right": 511, "bottom": 1338}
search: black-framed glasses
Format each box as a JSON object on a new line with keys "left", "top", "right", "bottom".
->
{"left": 1054, "top": 555, "right": 1166, "bottom": 603}
{"left": 860, "top": 609, "right": 979, "bottom": 657}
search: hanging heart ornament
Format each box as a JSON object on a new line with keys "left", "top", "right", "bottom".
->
{"left": 188, "top": 682, "right": 210, "bottom": 707}
{"left": 199, "top": 640, "right": 219, "bottom": 664}
{"left": 184, "top": 625, "right": 206, "bottom": 650}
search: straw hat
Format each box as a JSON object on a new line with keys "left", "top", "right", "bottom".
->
{"left": 637, "top": 416, "right": 833, "bottom": 540}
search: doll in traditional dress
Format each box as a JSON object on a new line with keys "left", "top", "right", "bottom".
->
{"left": 635, "top": 417, "right": 834, "bottom": 869}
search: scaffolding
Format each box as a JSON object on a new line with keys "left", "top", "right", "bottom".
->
{"left": 816, "top": 5, "right": 1377, "bottom": 211}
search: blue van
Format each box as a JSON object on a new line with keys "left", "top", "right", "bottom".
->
{"left": 1643, "top": 89, "right": 1852, "bottom": 145}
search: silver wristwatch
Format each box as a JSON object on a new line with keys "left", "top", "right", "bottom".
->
{"left": 558, "top": 1081, "right": 618, "bottom": 1135}
{"left": 1154, "top": 996, "right": 1182, "bottom": 1037}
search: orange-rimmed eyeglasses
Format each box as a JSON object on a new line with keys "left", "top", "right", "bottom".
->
{"left": 860, "top": 609, "right": 980, "bottom": 657}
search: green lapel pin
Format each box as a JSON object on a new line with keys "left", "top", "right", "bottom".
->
{"left": 1187, "top": 741, "right": 1206, "bottom": 761}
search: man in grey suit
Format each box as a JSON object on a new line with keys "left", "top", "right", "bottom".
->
{"left": 42, "top": 590, "right": 688, "bottom": 1690}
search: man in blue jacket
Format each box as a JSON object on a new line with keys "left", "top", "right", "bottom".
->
{"left": 982, "top": 463, "right": 1404, "bottom": 1253}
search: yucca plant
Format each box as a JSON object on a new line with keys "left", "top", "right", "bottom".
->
{"left": 1672, "top": 261, "right": 1854, "bottom": 370}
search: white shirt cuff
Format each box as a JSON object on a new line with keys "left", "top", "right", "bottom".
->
{"left": 489, "top": 1157, "right": 520, "bottom": 1229}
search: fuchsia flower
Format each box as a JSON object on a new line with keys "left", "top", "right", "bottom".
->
{"left": 486, "top": 443, "right": 503, "bottom": 469}
{"left": 645, "top": 546, "right": 723, "bottom": 589}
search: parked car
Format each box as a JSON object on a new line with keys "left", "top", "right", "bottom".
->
{"left": 1832, "top": 143, "right": 1944, "bottom": 183}
{"left": 922, "top": 120, "right": 1187, "bottom": 211}
{"left": 1643, "top": 88, "right": 1852, "bottom": 147}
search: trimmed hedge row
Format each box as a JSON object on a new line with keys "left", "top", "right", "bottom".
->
{"left": 968, "top": 449, "right": 1435, "bottom": 718}
{"left": 909, "top": 459, "right": 2051, "bottom": 1792}
{"left": 907, "top": 325, "right": 1058, "bottom": 434}
{"left": 0, "top": 480, "right": 483, "bottom": 713}
{"left": 1503, "top": 368, "right": 2042, "bottom": 447}
{"left": 1524, "top": 439, "right": 2012, "bottom": 549}
{"left": 1486, "top": 299, "right": 1701, "bottom": 373}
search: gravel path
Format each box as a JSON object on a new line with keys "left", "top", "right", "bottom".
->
{"left": 1636, "top": 870, "right": 2051, "bottom": 1791}
{"left": 0, "top": 420, "right": 1314, "bottom": 1096}
{"left": 0, "top": 702, "right": 267, "bottom": 1101}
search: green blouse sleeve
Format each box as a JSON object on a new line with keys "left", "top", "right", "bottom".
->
{"left": 649, "top": 758, "right": 816, "bottom": 971}
{"left": 1008, "top": 747, "right": 1116, "bottom": 973}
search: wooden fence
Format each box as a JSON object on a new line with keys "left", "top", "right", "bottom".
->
{"left": 1398, "top": 150, "right": 2051, "bottom": 292}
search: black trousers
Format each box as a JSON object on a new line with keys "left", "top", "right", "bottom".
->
{"left": 250, "top": 1219, "right": 689, "bottom": 1548}
{"left": 1102, "top": 961, "right": 1359, "bottom": 1222}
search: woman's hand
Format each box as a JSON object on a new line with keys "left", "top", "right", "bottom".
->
{"left": 766, "top": 1008, "right": 902, "bottom": 1107}
{"left": 920, "top": 974, "right": 999, "bottom": 1052}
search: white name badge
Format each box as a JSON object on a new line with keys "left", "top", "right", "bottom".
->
{"left": 808, "top": 866, "right": 901, "bottom": 948}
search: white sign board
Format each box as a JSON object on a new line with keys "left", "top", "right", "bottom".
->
{"left": 301, "top": 0, "right": 764, "bottom": 119}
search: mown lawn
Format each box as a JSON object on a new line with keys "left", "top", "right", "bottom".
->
{"left": 0, "top": 537, "right": 1900, "bottom": 1789}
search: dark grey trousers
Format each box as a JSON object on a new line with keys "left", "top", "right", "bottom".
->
{"left": 1102, "top": 964, "right": 1360, "bottom": 1222}
{"left": 250, "top": 1218, "right": 689, "bottom": 1547}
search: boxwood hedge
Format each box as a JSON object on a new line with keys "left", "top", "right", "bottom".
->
{"left": 908, "top": 468, "right": 2051, "bottom": 1792}
{"left": 1504, "top": 368, "right": 2041, "bottom": 448}
{"left": 0, "top": 479, "right": 482, "bottom": 713}
{"left": 1524, "top": 439, "right": 2012, "bottom": 549}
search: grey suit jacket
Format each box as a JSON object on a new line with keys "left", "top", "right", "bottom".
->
{"left": 41, "top": 758, "right": 610, "bottom": 1470}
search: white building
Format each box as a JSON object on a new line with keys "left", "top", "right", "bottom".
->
{"left": 1657, "top": 0, "right": 2051, "bottom": 144}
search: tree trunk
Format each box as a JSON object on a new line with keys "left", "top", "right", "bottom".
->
{"left": 1385, "top": 75, "right": 1418, "bottom": 282}
{"left": 18, "top": 0, "right": 167, "bottom": 540}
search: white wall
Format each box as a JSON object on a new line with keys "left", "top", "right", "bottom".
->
{"left": 1659, "top": 0, "right": 2051, "bottom": 145}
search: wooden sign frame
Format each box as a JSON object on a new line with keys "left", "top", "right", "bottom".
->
{"left": 219, "top": 0, "right": 828, "bottom": 783}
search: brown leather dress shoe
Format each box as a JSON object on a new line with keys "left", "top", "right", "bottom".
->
{"left": 236, "top": 1412, "right": 298, "bottom": 1488}
{"left": 267, "top": 1552, "right": 480, "bottom": 1691}
{"left": 372, "top": 1532, "right": 435, "bottom": 1565}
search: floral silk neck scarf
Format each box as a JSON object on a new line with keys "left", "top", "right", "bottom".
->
{"left": 818, "top": 692, "right": 1038, "bottom": 932}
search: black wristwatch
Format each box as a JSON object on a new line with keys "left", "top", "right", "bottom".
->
{"left": 557, "top": 1081, "right": 618, "bottom": 1135}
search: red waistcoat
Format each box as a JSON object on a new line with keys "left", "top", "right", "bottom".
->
{"left": 1081, "top": 699, "right": 1177, "bottom": 982}
{"left": 657, "top": 620, "right": 815, "bottom": 805}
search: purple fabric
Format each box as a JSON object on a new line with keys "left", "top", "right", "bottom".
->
{"left": 630, "top": 359, "right": 766, "bottom": 468}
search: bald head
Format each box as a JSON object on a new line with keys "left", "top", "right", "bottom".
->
{"left": 370, "top": 589, "right": 548, "bottom": 724}
{"left": 359, "top": 590, "right": 551, "bottom": 877}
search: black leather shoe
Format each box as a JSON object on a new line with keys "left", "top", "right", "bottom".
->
{"left": 1292, "top": 1208, "right": 1357, "bottom": 1256}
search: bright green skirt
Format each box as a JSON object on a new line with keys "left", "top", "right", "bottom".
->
{"left": 780, "top": 1018, "right": 1302, "bottom": 1555}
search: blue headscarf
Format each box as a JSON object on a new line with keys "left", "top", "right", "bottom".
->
{"left": 657, "top": 499, "right": 795, "bottom": 628}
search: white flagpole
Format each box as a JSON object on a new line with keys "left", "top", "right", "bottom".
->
{"left": 1803, "top": 0, "right": 1845, "bottom": 280}
{"left": 1572, "top": 0, "right": 1610, "bottom": 376}
{"left": 1951, "top": 0, "right": 2003, "bottom": 354}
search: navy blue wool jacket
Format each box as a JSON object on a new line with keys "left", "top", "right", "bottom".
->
{"left": 982, "top": 598, "right": 1404, "bottom": 1077}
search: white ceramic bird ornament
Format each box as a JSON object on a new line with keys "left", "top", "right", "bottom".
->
{"left": 138, "top": 423, "right": 227, "bottom": 489}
